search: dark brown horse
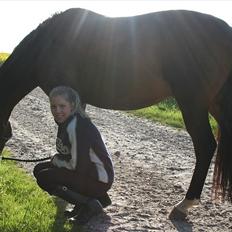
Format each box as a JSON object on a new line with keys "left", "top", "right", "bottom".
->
{"left": 0, "top": 8, "right": 232, "bottom": 217}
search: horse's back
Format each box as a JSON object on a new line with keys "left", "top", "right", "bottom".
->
{"left": 7, "top": 9, "right": 232, "bottom": 109}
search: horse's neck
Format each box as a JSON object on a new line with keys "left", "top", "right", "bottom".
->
{"left": 0, "top": 62, "right": 37, "bottom": 121}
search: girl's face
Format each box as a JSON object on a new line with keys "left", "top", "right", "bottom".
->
{"left": 50, "top": 95, "right": 74, "bottom": 123}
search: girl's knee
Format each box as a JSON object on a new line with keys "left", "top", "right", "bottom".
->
{"left": 36, "top": 171, "right": 56, "bottom": 194}
{"left": 33, "top": 164, "right": 41, "bottom": 178}
{"left": 33, "top": 162, "right": 52, "bottom": 177}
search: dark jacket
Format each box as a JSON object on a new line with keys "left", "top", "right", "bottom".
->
{"left": 52, "top": 113, "right": 114, "bottom": 184}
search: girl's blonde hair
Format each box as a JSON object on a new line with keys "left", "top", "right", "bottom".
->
{"left": 49, "top": 86, "right": 89, "bottom": 118}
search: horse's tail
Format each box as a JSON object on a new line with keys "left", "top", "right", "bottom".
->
{"left": 213, "top": 69, "right": 232, "bottom": 202}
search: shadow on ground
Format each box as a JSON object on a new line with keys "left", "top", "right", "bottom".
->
{"left": 51, "top": 197, "right": 111, "bottom": 232}
{"left": 170, "top": 217, "right": 193, "bottom": 232}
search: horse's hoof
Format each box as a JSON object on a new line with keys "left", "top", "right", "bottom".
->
{"left": 168, "top": 206, "right": 187, "bottom": 220}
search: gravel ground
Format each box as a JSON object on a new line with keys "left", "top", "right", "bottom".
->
{"left": 6, "top": 87, "right": 232, "bottom": 231}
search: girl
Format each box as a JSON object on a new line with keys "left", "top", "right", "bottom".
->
{"left": 33, "top": 86, "right": 114, "bottom": 225}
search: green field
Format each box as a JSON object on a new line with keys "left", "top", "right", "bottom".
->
{"left": 129, "top": 98, "right": 217, "bottom": 134}
{"left": 0, "top": 150, "right": 74, "bottom": 232}
{"left": 0, "top": 52, "right": 9, "bottom": 64}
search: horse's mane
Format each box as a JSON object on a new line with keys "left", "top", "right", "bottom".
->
{"left": 9, "top": 8, "right": 93, "bottom": 57}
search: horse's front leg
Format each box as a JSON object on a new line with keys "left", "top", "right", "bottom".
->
{"left": 169, "top": 103, "right": 217, "bottom": 219}
{"left": 0, "top": 121, "right": 12, "bottom": 154}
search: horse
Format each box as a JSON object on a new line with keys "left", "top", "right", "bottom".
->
{"left": 0, "top": 8, "right": 232, "bottom": 218}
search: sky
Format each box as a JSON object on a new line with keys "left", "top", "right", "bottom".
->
{"left": 0, "top": 0, "right": 232, "bottom": 53}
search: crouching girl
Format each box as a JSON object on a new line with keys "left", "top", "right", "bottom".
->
{"left": 33, "top": 86, "right": 114, "bottom": 225}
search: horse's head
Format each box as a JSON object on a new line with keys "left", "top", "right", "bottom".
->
{"left": 0, "top": 121, "right": 12, "bottom": 154}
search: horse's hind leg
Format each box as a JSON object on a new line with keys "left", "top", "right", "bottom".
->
{"left": 170, "top": 99, "right": 217, "bottom": 218}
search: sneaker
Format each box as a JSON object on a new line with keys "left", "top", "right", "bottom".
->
{"left": 97, "top": 193, "right": 112, "bottom": 208}
{"left": 64, "top": 205, "right": 82, "bottom": 218}
{"left": 73, "top": 199, "right": 103, "bottom": 225}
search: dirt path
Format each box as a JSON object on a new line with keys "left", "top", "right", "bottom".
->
{"left": 7, "top": 88, "right": 232, "bottom": 231}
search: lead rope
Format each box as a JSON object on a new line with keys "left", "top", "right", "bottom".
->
{"left": 0, "top": 156, "right": 51, "bottom": 162}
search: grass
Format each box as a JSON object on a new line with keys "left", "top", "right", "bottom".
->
{"left": 129, "top": 99, "right": 184, "bottom": 128}
{"left": 0, "top": 150, "right": 77, "bottom": 232}
{"left": 0, "top": 52, "right": 9, "bottom": 64}
{"left": 128, "top": 98, "right": 218, "bottom": 134}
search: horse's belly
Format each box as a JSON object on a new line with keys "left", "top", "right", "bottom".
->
{"left": 89, "top": 76, "right": 172, "bottom": 110}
